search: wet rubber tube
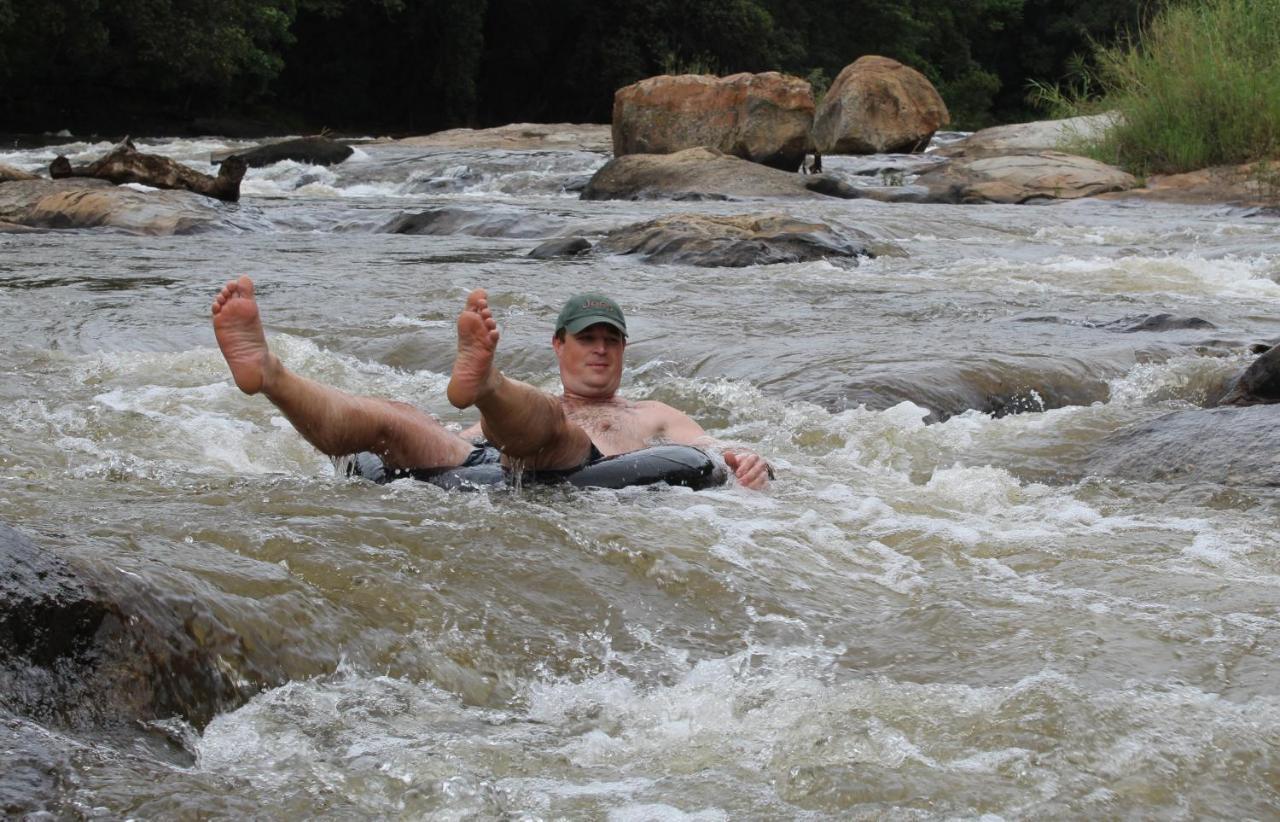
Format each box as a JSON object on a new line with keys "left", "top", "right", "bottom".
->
{"left": 344, "top": 445, "right": 728, "bottom": 491}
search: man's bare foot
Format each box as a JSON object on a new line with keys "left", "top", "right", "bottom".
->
{"left": 211, "top": 275, "right": 272, "bottom": 395}
{"left": 446, "top": 288, "right": 501, "bottom": 408}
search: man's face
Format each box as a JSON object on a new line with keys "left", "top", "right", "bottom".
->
{"left": 553, "top": 323, "right": 626, "bottom": 398}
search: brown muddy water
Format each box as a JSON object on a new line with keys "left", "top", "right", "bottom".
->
{"left": 1, "top": 136, "right": 1278, "bottom": 818}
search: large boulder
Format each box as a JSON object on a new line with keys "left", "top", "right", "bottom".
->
{"left": 612, "top": 72, "right": 814, "bottom": 170}
{"left": 219, "top": 135, "right": 353, "bottom": 168}
{"left": 913, "top": 151, "right": 1137, "bottom": 204}
{"left": 595, "top": 213, "right": 874, "bottom": 267}
{"left": 0, "top": 522, "right": 272, "bottom": 729}
{"left": 581, "top": 146, "right": 860, "bottom": 201}
{"left": 812, "top": 55, "right": 949, "bottom": 155}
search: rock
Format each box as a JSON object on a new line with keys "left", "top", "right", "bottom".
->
{"left": 1015, "top": 313, "right": 1216, "bottom": 333}
{"left": 0, "top": 179, "right": 223, "bottom": 235}
{"left": 581, "top": 147, "right": 859, "bottom": 201}
{"left": 595, "top": 213, "right": 873, "bottom": 267}
{"left": 379, "top": 206, "right": 565, "bottom": 238}
{"left": 1089, "top": 405, "right": 1280, "bottom": 486}
{"left": 218, "top": 135, "right": 353, "bottom": 168}
{"left": 0, "top": 163, "right": 38, "bottom": 183}
{"left": 812, "top": 55, "right": 949, "bottom": 155}
{"left": 0, "top": 522, "right": 271, "bottom": 729}
{"left": 51, "top": 137, "right": 246, "bottom": 202}
{"left": 1099, "top": 163, "right": 1279, "bottom": 207}
{"left": 1211, "top": 344, "right": 1280, "bottom": 406}
{"left": 612, "top": 72, "right": 813, "bottom": 170}
{"left": 914, "top": 151, "right": 1137, "bottom": 204}
{"left": 529, "top": 237, "right": 591, "bottom": 258}
{"left": 945, "top": 113, "right": 1120, "bottom": 157}
{"left": 387, "top": 123, "right": 613, "bottom": 153}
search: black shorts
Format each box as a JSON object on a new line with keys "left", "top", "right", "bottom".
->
{"left": 466, "top": 440, "right": 604, "bottom": 472}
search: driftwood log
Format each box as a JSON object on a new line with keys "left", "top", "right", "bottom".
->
{"left": 50, "top": 138, "right": 246, "bottom": 202}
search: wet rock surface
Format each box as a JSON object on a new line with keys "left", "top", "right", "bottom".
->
{"left": 595, "top": 212, "right": 873, "bottom": 267}
{"left": 221, "top": 135, "right": 353, "bottom": 168}
{"left": 0, "top": 163, "right": 38, "bottom": 182}
{"left": 528, "top": 236, "right": 592, "bottom": 258}
{"left": 0, "top": 178, "right": 225, "bottom": 234}
{"left": 1211, "top": 343, "right": 1280, "bottom": 406}
{"left": 0, "top": 522, "right": 274, "bottom": 731}
{"left": 612, "top": 72, "right": 814, "bottom": 171}
{"left": 582, "top": 147, "right": 858, "bottom": 201}
{"left": 1089, "top": 405, "right": 1280, "bottom": 486}
{"left": 913, "top": 151, "right": 1137, "bottom": 204}
{"left": 380, "top": 206, "right": 566, "bottom": 238}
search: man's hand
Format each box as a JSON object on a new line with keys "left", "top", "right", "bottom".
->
{"left": 723, "top": 449, "right": 772, "bottom": 490}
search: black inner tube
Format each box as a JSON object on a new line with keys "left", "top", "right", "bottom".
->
{"left": 344, "top": 444, "right": 728, "bottom": 491}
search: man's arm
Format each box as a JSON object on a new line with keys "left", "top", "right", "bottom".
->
{"left": 644, "top": 401, "right": 772, "bottom": 490}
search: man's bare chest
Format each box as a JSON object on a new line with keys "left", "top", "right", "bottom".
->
{"left": 564, "top": 403, "right": 653, "bottom": 453}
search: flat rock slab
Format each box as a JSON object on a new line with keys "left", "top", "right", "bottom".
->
{"left": 914, "top": 151, "right": 1137, "bottom": 204}
{"left": 0, "top": 179, "right": 223, "bottom": 234}
{"left": 596, "top": 213, "right": 873, "bottom": 267}
{"left": 582, "top": 146, "right": 859, "bottom": 201}
{"left": 1089, "top": 405, "right": 1280, "bottom": 486}
{"left": 1099, "top": 163, "right": 1278, "bottom": 207}
{"left": 388, "top": 123, "right": 612, "bottom": 153}
{"left": 944, "top": 113, "right": 1120, "bottom": 157}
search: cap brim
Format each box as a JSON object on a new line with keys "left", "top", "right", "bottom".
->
{"left": 563, "top": 315, "right": 627, "bottom": 336}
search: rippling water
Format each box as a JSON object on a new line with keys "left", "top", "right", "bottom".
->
{"left": 2, "top": 135, "right": 1279, "bottom": 818}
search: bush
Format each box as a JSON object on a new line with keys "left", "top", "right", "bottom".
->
{"left": 1083, "top": 0, "right": 1280, "bottom": 174}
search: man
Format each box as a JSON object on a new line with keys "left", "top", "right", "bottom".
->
{"left": 210, "top": 276, "right": 771, "bottom": 489}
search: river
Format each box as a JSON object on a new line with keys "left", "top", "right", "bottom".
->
{"left": 1, "top": 133, "right": 1278, "bottom": 818}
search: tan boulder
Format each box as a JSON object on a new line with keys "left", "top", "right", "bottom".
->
{"left": 812, "top": 55, "right": 949, "bottom": 155}
{"left": 0, "top": 163, "right": 39, "bottom": 183}
{"left": 914, "top": 151, "right": 1137, "bottom": 203}
{"left": 944, "top": 113, "right": 1121, "bottom": 157}
{"left": 0, "top": 179, "right": 223, "bottom": 234}
{"left": 384, "top": 123, "right": 613, "bottom": 153}
{"left": 612, "top": 72, "right": 814, "bottom": 170}
{"left": 581, "top": 147, "right": 860, "bottom": 201}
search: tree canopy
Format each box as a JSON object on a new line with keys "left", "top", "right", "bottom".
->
{"left": 0, "top": 0, "right": 1154, "bottom": 134}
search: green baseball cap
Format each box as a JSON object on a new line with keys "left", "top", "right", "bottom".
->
{"left": 555, "top": 293, "right": 627, "bottom": 337}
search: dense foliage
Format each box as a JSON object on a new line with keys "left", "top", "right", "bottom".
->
{"left": 1048, "top": 0, "right": 1280, "bottom": 174}
{"left": 0, "top": 0, "right": 1151, "bottom": 134}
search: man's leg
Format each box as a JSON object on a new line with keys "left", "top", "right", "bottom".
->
{"left": 212, "top": 276, "right": 473, "bottom": 469}
{"left": 446, "top": 289, "right": 593, "bottom": 470}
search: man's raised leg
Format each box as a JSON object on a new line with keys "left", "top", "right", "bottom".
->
{"left": 446, "top": 288, "right": 592, "bottom": 469}
{"left": 212, "top": 275, "right": 472, "bottom": 469}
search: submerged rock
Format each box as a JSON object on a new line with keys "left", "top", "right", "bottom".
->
{"left": 812, "top": 56, "right": 949, "bottom": 155}
{"left": 528, "top": 237, "right": 591, "bottom": 258}
{"left": 581, "top": 147, "right": 859, "bottom": 201}
{"left": 1015, "top": 313, "right": 1216, "bottom": 333}
{"left": 219, "top": 135, "right": 353, "bottom": 168}
{"left": 913, "top": 151, "right": 1137, "bottom": 204}
{"left": 595, "top": 213, "right": 873, "bottom": 267}
{"left": 380, "top": 206, "right": 565, "bottom": 238}
{"left": 1089, "top": 405, "right": 1280, "bottom": 486}
{"left": 0, "top": 178, "right": 224, "bottom": 234}
{"left": 613, "top": 72, "right": 814, "bottom": 171}
{"left": 0, "top": 522, "right": 273, "bottom": 730}
{"left": 1211, "top": 344, "right": 1280, "bottom": 406}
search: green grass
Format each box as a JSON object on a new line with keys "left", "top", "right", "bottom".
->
{"left": 1037, "top": 0, "right": 1280, "bottom": 175}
